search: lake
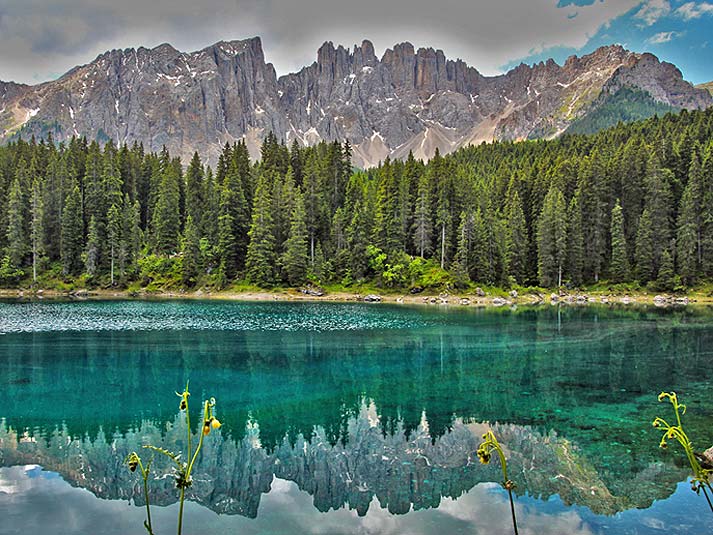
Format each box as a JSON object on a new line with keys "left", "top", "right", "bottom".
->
{"left": 1, "top": 299, "right": 713, "bottom": 534}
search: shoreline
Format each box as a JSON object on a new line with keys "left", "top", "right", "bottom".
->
{"left": 1, "top": 287, "right": 711, "bottom": 307}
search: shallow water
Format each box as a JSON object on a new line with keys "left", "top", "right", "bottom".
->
{"left": 1, "top": 299, "right": 713, "bottom": 534}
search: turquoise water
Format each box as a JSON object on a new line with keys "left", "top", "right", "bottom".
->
{"left": 1, "top": 299, "right": 713, "bottom": 534}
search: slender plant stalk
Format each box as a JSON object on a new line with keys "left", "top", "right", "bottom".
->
{"left": 130, "top": 383, "right": 220, "bottom": 535}
{"left": 140, "top": 461, "right": 154, "bottom": 535}
{"left": 126, "top": 453, "right": 154, "bottom": 535}
{"left": 477, "top": 430, "right": 519, "bottom": 535}
{"left": 653, "top": 391, "right": 713, "bottom": 514}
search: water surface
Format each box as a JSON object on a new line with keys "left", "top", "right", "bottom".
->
{"left": 1, "top": 299, "right": 712, "bottom": 534}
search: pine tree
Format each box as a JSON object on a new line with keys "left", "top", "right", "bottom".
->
{"left": 85, "top": 216, "right": 100, "bottom": 276}
{"left": 676, "top": 153, "right": 702, "bottom": 285}
{"left": 152, "top": 162, "right": 181, "bottom": 254}
{"left": 182, "top": 215, "right": 202, "bottom": 287}
{"left": 245, "top": 176, "right": 276, "bottom": 286}
{"left": 107, "top": 203, "right": 122, "bottom": 285}
{"left": 565, "top": 191, "right": 584, "bottom": 285}
{"left": 577, "top": 153, "right": 609, "bottom": 282}
{"left": 412, "top": 173, "right": 433, "bottom": 258}
{"left": 470, "top": 208, "right": 490, "bottom": 283}
{"left": 281, "top": 191, "right": 309, "bottom": 285}
{"left": 536, "top": 187, "right": 567, "bottom": 287}
{"left": 504, "top": 186, "right": 529, "bottom": 284}
{"left": 61, "top": 183, "right": 84, "bottom": 276}
{"left": 123, "top": 197, "right": 142, "bottom": 276}
{"left": 635, "top": 209, "right": 655, "bottom": 282}
{"left": 656, "top": 248, "right": 675, "bottom": 291}
{"left": 609, "top": 200, "right": 630, "bottom": 283}
{"left": 30, "top": 177, "right": 46, "bottom": 283}
{"left": 452, "top": 211, "right": 472, "bottom": 285}
{"left": 643, "top": 154, "right": 673, "bottom": 273}
{"left": 5, "top": 178, "right": 28, "bottom": 268}
{"left": 373, "top": 160, "right": 402, "bottom": 253}
{"left": 303, "top": 151, "right": 326, "bottom": 264}
{"left": 185, "top": 152, "right": 204, "bottom": 227}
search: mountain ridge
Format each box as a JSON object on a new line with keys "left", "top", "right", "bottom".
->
{"left": 1, "top": 37, "right": 710, "bottom": 167}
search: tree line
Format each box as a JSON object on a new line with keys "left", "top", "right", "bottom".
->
{"left": 2, "top": 107, "right": 713, "bottom": 291}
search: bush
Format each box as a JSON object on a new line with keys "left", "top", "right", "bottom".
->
{"left": 0, "top": 256, "right": 24, "bottom": 288}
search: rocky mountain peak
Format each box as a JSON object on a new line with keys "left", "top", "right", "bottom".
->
{"left": 1, "top": 37, "right": 710, "bottom": 168}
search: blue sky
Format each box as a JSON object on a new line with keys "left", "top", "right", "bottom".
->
{"left": 504, "top": 1, "right": 713, "bottom": 84}
{"left": 0, "top": 0, "right": 711, "bottom": 85}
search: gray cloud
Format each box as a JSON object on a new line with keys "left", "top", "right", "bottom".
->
{"left": 0, "top": 0, "right": 641, "bottom": 85}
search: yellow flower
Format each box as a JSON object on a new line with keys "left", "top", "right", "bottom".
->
{"left": 203, "top": 421, "right": 211, "bottom": 435}
{"left": 211, "top": 418, "right": 221, "bottom": 430}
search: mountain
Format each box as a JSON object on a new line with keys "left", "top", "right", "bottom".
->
{"left": 1, "top": 37, "right": 710, "bottom": 167}
{"left": 697, "top": 81, "right": 713, "bottom": 96}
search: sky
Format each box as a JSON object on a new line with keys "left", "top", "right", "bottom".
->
{"left": 0, "top": 0, "right": 711, "bottom": 86}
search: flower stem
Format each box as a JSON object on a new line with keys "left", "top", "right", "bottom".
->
{"left": 507, "top": 487, "right": 519, "bottom": 535}
{"left": 177, "top": 486, "right": 186, "bottom": 535}
{"left": 701, "top": 483, "right": 713, "bottom": 513}
{"left": 143, "top": 474, "right": 154, "bottom": 535}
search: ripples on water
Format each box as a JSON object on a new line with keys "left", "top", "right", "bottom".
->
{"left": 0, "top": 300, "right": 434, "bottom": 333}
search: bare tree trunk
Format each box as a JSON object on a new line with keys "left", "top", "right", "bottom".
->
{"left": 441, "top": 223, "right": 446, "bottom": 269}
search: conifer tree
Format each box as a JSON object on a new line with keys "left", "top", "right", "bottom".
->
{"left": 281, "top": 192, "right": 309, "bottom": 285}
{"left": 182, "top": 215, "right": 202, "bottom": 287}
{"left": 635, "top": 209, "right": 655, "bottom": 282}
{"left": 470, "top": 208, "right": 490, "bottom": 283}
{"left": 152, "top": 163, "right": 181, "bottom": 254}
{"left": 5, "top": 178, "right": 28, "bottom": 268}
{"left": 565, "top": 191, "right": 584, "bottom": 285}
{"left": 656, "top": 248, "right": 675, "bottom": 291}
{"left": 185, "top": 152, "right": 204, "bottom": 228}
{"left": 61, "top": 183, "right": 84, "bottom": 276}
{"left": 643, "top": 154, "right": 673, "bottom": 273}
{"left": 412, "top": 173, "right": 433, "bottom": 258}
{"left": 303, "top": 151, "right": 326, "bottom": 264}
{"left": 536, "top": 187, "right": 567, "bottom": 287}
{"left": 676, "top": 154, "right": 702, "bottom": 284}
{"left": 373, "top": 160, "right": 401, "bottom": 253}
{"left": 85, "top": 216, "right": 100, "bottom": 276}
{"left": 504, "top": 186, "right": 529, "bottom": 284}
{"left": 30, "top": 176, "right": 45, "bottom": 283}
{"left": 578, "top": 153, "right": 609, "bottom": 282}
{"left": 245, "top": 176, "right": 276, "bottom": 286}
{"left": 107, "top": 203, "right": 122, "bottom": 285}
{"left": 452, "top": 211, "right": 472, "bottom": 285}
{"left": 609, "top": 200, "right": 630, "bottom": 283}
{"left": 123, "top": 197, "right": 142, "bottom": 275}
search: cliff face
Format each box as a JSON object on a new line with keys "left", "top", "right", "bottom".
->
{"left": 1, "top": 38, "right": 710, "bottom": 167}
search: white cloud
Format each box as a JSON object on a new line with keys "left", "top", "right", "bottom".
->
{"left": 634, "top": 0, "right": 671, "bottom": 26}
{"left": 646, "top": 30, "right": 682, "bottom": 44}
{"left": 0, "top": 0, "right": 642, "bottom": 84}
{"left": 675, "top": 1, "right": 713, "bottom": 20}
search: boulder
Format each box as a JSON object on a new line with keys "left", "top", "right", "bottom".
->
{"left": 301, "top": 285, "right": 325, "bottom": 297}
{"left": 363, "top": 294, "right": 381, "bottom": 302}
{"left": 475, "top": 287, "right": 485, "bottom": 297}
